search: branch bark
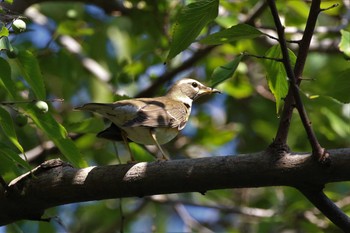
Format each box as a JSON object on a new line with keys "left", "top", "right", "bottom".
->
{"left": 1, "top": 148, "right": 350, "bottom": 226}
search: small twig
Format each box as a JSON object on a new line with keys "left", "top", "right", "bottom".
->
{"left": 320, "top": 3, "right": 339, "bottom": 12}
{"left": 286, "top": 39, "right": 301, "bottom": 44}
{"left": 173, "top": 203, "right": 214, "bottom": 233}
{"left": 0, "top": 99, "right": 64, "bottom": 105}
{"left": 298, "top": 77, "right": 315, "bottom": 81}
{"left": 244, "top": 52, "right": 283, "bottom": 62}
{"left": 148, "top": 195, "right": 275, "bottom": 218}
{"left": 263, "top": 32, "right": 279, "bottom": 41}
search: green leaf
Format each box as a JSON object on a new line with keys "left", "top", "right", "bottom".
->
{"left": 200, "top": 24, "right": 263, "bottom": 45}
{"left": 0, "top": 142, "right": 31, "bottom": 171}
{"left": 264, "top": 45, "right": 296, "bottom": 115}
{"left": 25, "top": 105, "right": 87, "bottom": 168}
{"left": 0, "top": 36, "right": 11, "bottom": 51}
{"left": 210, "top": 54, "right": 244, "bottom": 87}
{"left": 16, "top": 50, "right": 46, "bottom": 100}
{"left": 0, "top": 25, "right": 9, "bottom": 37}
{"left": 0, "top": 57, "right": 17, "bottom": 98}
{"left": 167, "top": 0, "right": 219, "bottom": 60}
{"left": 326, "top": 68, "right": 350, "bottom": 103}
{"left": 67, "top": 118, "right": 105, "bottom": 134}
{"left": 0, "top": 106, "right": 24, "bottom": 153}
{"left": 339, "top": 30, "right": 350, "bottom": 57}
{"left": 321, "top": 107, "right": 349, "bottom": 138}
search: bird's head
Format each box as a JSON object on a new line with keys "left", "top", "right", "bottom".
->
{"left": 166, "top": 79, "right": 220, "bottom": 105}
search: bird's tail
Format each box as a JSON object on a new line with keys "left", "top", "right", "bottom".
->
{"left": 75, "top": 103, "right": 115, "bottom": 116}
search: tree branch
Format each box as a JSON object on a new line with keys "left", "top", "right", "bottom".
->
{"left": 267, "top": 0, "right": 327, "bottom": 161}
{"left": 298, "top": 187, "right": 350, "bottom": 231}
{"left": 272, "top": 0, "right": 322, "bottom": 147}
{"left": 1, "top": 148, "right": 350, "bottom": 226}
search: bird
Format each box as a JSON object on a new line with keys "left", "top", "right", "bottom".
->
{"left": 75, "top": 78, "right": 220, "bottom": 161}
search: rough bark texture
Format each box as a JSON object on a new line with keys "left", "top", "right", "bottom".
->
{"left": 1, "top": 148, "right": 350, "bottom": 226}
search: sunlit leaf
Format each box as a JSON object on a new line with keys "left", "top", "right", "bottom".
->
{"left": 16, "top": 50, "right": 46, "bottom": 100}
{"left": 339, "top": 30, "right": 350, "bottom": 57}
{"left": 0, "top": 36, "right": 11, "bottom": 51}
{"left": 200, "top": 24, "right": 263, "bottom": 45}
{"left": 286, "top": 1, "right": 309, "bottom": 20}
{"left": 321, "top": 107, "right": 349, "bottom": 138}
{"left": 210, "top": 54, "right": 244, "bottom": 88}
{"left": 25, "top": 105, "right": 87, "bottom": 168}
{"left": 57, "top": 20, "right": 94, "bottom": 37}
{"left": 167, "top": 0, "right": 219, "bottom": 60}
{"left": 264, "top": 45, "right": 296, "bottom": 115}
{"left": 0, "top": 25, "right": 9, "bottom": 37}
{"left": 0, "top": 142, "right": 31, "bottom": 171}
{"left": 0, "top": 57, "right": 17, "bottom": 98}
{"left": 0, "top": 148, "right": 22, "bottom": 177}
{"left": 0, "top": 106, "right": 24, "bottom": 154}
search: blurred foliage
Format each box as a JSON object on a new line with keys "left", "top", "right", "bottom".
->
{"left": 0, "top": 0, "right": 349, "bottom": 232}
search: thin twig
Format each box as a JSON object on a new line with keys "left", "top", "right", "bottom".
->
{"left": 0, "top": 99, "right": 64, "bottom": 105}
{"left": 320, "top": 3, "right": 339, "bottom": 12}
{"left": 244, "top": 52, "right": 283, "bottom": 62}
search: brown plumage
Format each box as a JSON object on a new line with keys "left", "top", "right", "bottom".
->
{"left": 76, "top": 78, "right": 220, "bottom": 161}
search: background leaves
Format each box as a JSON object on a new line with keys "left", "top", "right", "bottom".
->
{"left": 264, "top": 45, "right": 296, "bottom": 114}
{"left": 167, "top": 0, "right": 219, "bottom": 60}
{"left": 0, "top": 0, "right": 349, "bottom": 232}
{"left": 200, "top": 24, "right": 263, "bottom": 45}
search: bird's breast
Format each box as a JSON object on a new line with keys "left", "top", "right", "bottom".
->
{"left": 122, "top": 127, "right": 179, "bottom": 145}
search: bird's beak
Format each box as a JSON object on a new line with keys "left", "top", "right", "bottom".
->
{"left": 210, "top": 87, "right": 221, "bottom": 94}
{"left": 202, "top": 86, "right": 221, "bottom": 94}
{"left": 196, "top": 86, "right": 221, "bottom": 99}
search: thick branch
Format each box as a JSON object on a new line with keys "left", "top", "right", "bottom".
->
{"left": 1, "top": 148, "right": 350, "bottom": 226}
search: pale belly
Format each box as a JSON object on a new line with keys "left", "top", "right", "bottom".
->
{"left": 122, "top": 127, "right": 179, "bottom": 145}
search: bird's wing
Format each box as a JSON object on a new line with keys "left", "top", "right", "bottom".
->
{"left": 122, "top": 97, "right": 189, "bottom": 129}
{"left": 76, "top": 98, "right": 189, "bottom": 129}
{"left": 76, "top": 101, "right": 142, "bottom": 126}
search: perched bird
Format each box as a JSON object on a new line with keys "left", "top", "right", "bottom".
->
{"left": 76, "top": 78, "right": 220, "bottom": 161}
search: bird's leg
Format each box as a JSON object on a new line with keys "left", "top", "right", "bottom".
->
{"left": 121, "top": 130, "right": 135, "bottom": 162}
{"left": 150, "top": 128, "right": 168, "bottom": 160}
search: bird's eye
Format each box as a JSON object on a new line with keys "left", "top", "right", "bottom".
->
{"left": 191, "top": 82, "right": 198, "bottom": 88}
